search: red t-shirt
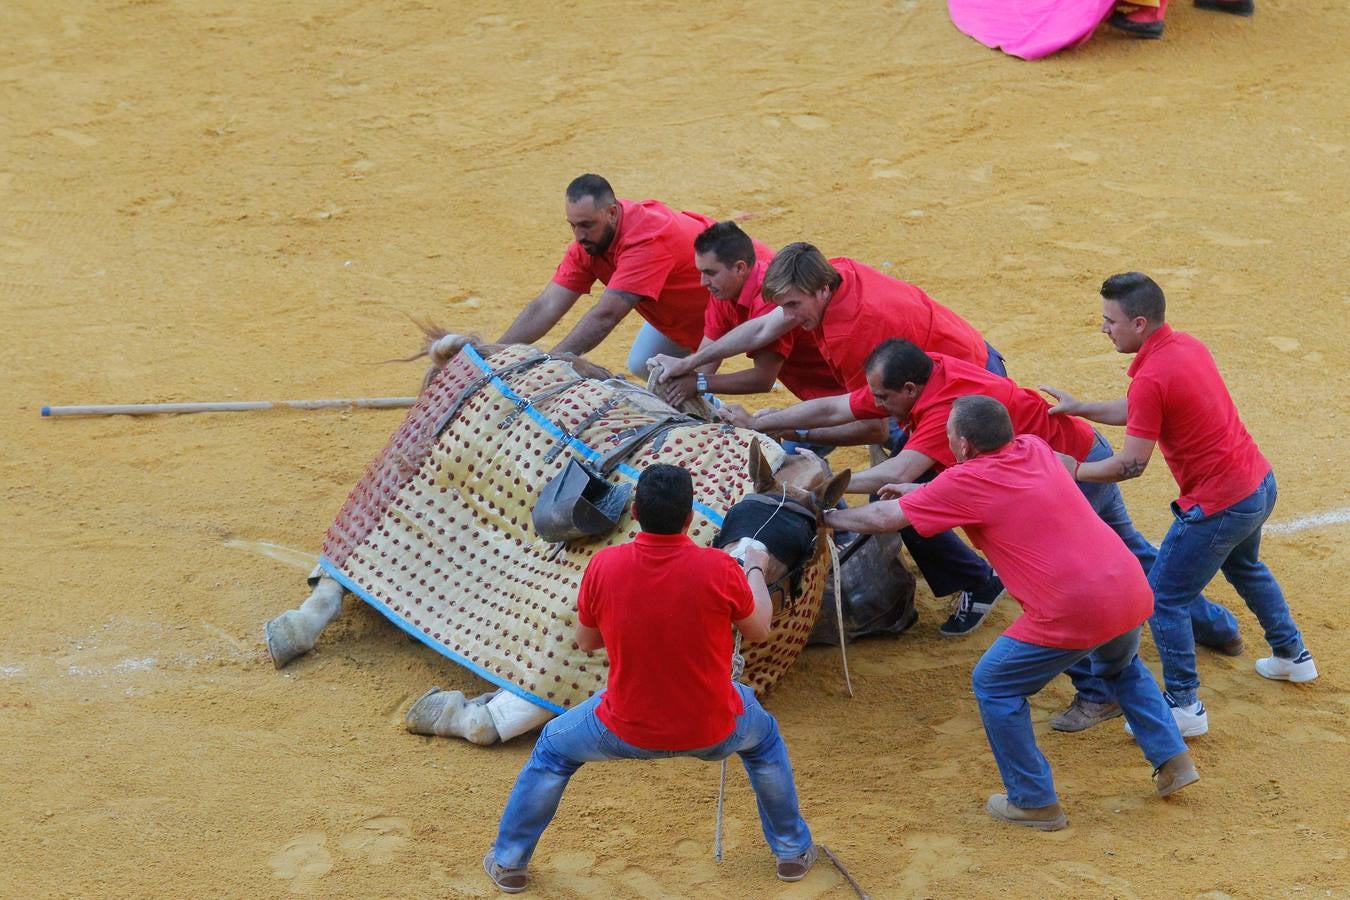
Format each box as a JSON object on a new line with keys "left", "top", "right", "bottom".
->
{"left": 1126, "top": 325, "right": 1271, "bottom": 515}
{"left": 552, "top": 199, "right": 715, "bottom": 351}
{"left": 848, "top": 354, "right": 1095, "bottom": 469}
{"left": 704, "top": 258, "right": 843, "bottom": 401}
{"left": 576, "top": 531, "right": 755, "bottom": 750}
{"left": 813, "top": 258, "right": 989, "bottom": 392}
{"left": 900, "top": 435, "right": 1153, "bottom": 649}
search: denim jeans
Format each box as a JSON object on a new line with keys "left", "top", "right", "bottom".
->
{"left": 1146, "top": 470, "right": 1305, "bottom": 706}
{"left": 490, "top": 683, "right": 813, "bottom": 868}
{"left": 1067, "top": 432, "right": 1240, "bottom": 703}
{"left": 983, "top": 341, "right": 1008, "bottom": 377}
{"left": 627, "top": 321, "right": 689, "bottom": 379}
{"left": 972, "top": 629, "right": 1186, "bottom": 808}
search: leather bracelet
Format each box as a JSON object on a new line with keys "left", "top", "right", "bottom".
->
{"left": 744, "top": 566, "right": 764, "bottom": 579}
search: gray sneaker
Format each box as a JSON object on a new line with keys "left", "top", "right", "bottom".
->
{"left": 1050, "top": 695, "right": 1123, "bottom": 733}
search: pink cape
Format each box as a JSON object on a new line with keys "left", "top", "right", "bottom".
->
{"left": 948, "top": 0, "right": 1116, "bottom": 60}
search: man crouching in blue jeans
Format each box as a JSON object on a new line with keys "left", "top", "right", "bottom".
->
{"left": 483, "top": 463, "right": 816, "bottom": 893}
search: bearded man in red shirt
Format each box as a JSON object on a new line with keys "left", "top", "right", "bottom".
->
{"left": 482, "top": 464, "right": 816, "bottom": 893}
{"left": 497, "top": 174, "right": 715, "bottom": 378}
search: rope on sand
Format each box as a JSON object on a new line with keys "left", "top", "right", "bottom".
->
{"left": 40, "top": 397, "right": 417, "bottom": 417}
{"left": 821, "top": 844, "right": 871, "bottom": 899}
{"left": 826, "top": 534, "right": 854, "bottom": 697}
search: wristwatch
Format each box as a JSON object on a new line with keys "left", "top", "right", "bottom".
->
{"left": 795, "top": 428, "right": 809, "bottom": 440}
{"left": 696, "top": 372, "right": 709, "bottom": 394}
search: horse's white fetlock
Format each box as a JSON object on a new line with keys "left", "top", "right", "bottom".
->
{"left": 405, "top": 688, "right": 501, "bottom": 745}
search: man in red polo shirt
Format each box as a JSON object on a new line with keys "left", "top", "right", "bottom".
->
{"left": 483, "top": 464, "right": 816, "bottom": 893}
{"left": 1043, "top": 271, "right": 1318, "bottom": 738}
{"left": 654, "top": 242, "right": 1008, "bottom": 635}
{"left": 821, "top": 396, "right": 1197, "bottom": 830}
{"left": 652, "top": 240, "right": 1005, "bottom": 389}
{"left": 497, "top": 174, "right": 714, "bottom": 377}
{"left": 735, "top": 338, "right": 1237, "bottom": 658}
{"left": 654, "top": 222, "right": 886, "bottom": 449}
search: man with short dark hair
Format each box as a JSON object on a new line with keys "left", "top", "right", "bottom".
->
{"left": 1042, "top": 272, "right": 1318, "bottom": 737}
{"left": 497, "top": 175, "right": 717, "bottom": 377}
{"left": 483, "top": 464, "right": 816, "bottom": 893}
{"left": 821, "top": 396, "right": 1198, "bottom": 831}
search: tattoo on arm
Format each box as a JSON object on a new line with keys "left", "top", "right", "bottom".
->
{"left": 1118, "top": 457, "right": 1148, "bottom": 480}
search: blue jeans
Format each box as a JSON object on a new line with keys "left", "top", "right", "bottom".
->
{"left": 983, "top": 341, "right": 1007, "bottom": 377}
{"left": 627, "top": 322, "right": 689, "bottom": 379}
{"left": 1146, "top": 470, "right": 1305, "bottom": 706}
{"left": 973, "top": 629, "right": 1186, "bottom": 808}
{"left": 491, "top": 684, "right": 812, "bottom": 868}
{"left": 1067, "top": 432, "right": 1240, "bottom": 703}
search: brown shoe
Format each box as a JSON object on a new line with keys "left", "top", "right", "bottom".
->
{"left": 985, "top": 794, "right": 1068, "bottom": 831}
{"left": 1207, "top": 635, "right": 1245, "bottom": 657}
{"left": 776, "top": 845, "right": 818, "bottom": 882}
{"left": 1154, "top": 751, "right": 1200, "bottom": 797}
{"left": 483, "top": 850, "right": 528, "bottom": 894}
{"left": 1050, "top": 695, "right": 1123, "bottom": 733}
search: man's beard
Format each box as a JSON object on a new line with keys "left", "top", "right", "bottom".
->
{"left": 580, "top": 224, "right": 615, "bottom": 256}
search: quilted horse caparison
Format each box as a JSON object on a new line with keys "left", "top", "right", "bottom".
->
{"left": 317, "top": 343, "right": 828, "bottom": 714}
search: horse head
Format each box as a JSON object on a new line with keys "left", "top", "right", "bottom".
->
{"left": 715, "top": 441, "right": 850, "bottom": 604}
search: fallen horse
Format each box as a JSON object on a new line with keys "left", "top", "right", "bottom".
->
{"left": 264, "top": 335, "right": 913, "bottom": 744}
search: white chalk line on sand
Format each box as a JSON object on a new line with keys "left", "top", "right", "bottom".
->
{"left": 1265, "top": 506, "right": 1350, "bottom": 536}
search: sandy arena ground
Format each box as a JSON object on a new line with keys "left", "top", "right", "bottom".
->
{"left": 3, "top": 2, "right": 1348, "bottom": 897}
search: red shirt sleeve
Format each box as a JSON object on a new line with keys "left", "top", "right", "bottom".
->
{"left": 605, "top": 240, "right": 676, "bottom": 301}
{"left": 904, "top": 407, "right": 958, "bottom": 468}
{"left": 847, "top": 384, "right": 888, "bottom": 419}
{"left": 898, "top": 469, "right": 985, "bottom": 538}
{"left": 720, "top": 558, "right": 757, "bottom": 621}
{"left": 1126, "top": 376, "right": 1164, "bottom": 441}
{"left": 704, "top": 298, "right": 743, "bottom": 341}
{"left": 552, "top": 243, "right": 598, "bottom": 294}
{"left": 576, "top": 556, "right": 602, "bottom": 628}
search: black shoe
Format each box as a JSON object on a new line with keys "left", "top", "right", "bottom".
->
{"left": 1195, "top": 0, "right": 1254, "bottom": 14}
{"left": 939, "top": 575, "right": 1004, "bottom": 637}
{"left": 1108, "top": 11, "right": 1165, "bottom": 38}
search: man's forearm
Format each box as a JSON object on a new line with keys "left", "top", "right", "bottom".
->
{"left": 752, "top": 395, "right": 855, "bottom": 432}
{"left": 846, "top": 450, "right": 935, "bottom": 495}
{"left": 550, "top": 290, "right": 637, "bottom": 356}
{"left": 791, "top": 419, "right": 888, "bottom": 448}
{"left": 499, "top": 287, "right": 575, "bottom": 345}
{"left": 674, "top": 312, "right": 790, "bottom": 375}
{"left": 1075, "top": 452, "right": 1149, "bottom": 483}
{"left": 1072, "top": 398, "right": 1128, "bottom": 426}
{"left": 823, "top": 500, "right": 909, "bottom": 534}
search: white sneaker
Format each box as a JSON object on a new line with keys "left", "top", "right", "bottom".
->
{"left": 1255, "top": 650, "right": 1318, "bottom": 683}
{"left": 1125, "top": 692, "right": 1208, "bottom": 738}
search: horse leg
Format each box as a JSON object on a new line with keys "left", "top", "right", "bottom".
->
{"left": 405, "top": 688, "right": 555, "bottom": 745}
{"left": 264, "top": 575, "right": 346, "bottom": 668}
{"left": 405, "top": 687, "right": 499, "bottom": 745}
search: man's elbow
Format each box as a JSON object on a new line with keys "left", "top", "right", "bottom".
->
{"left": 738, "top": 613, "right": 772, "bottom": 644}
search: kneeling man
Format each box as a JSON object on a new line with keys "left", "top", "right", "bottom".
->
{"left": 484, "top": 464, "right": 815, "bottom": 892}
{"left": 823, "top": 396, "right": 1198, "bottom": 830}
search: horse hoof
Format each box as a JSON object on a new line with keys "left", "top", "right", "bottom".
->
{"left": 264, "top": 612, "right": 314, "bottom": 669}
{"left": 405, "top": 687, "right": 465, "bottom": 735}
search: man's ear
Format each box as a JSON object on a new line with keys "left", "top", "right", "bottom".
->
{"left": 749, "top": 439, "right": 777, "bottom": 494}
{"left": 818, "top": 469, "right": 851, "bottom": 512}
